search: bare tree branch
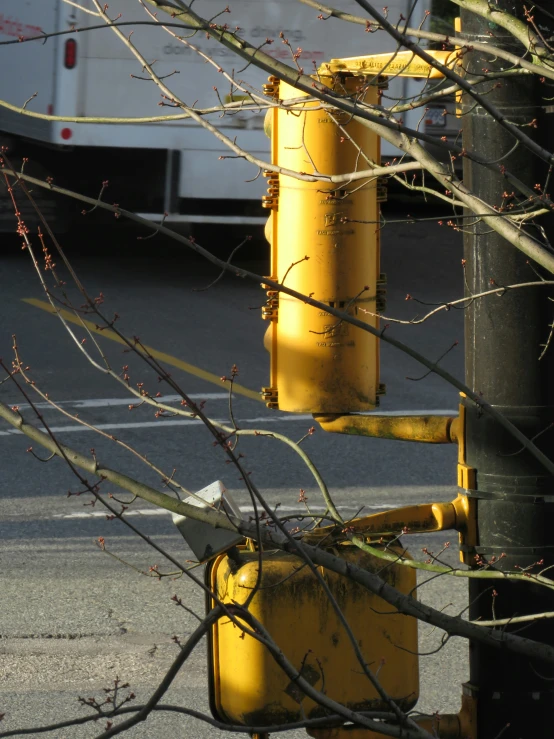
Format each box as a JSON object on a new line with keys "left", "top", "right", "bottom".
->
{"left": 3, "top": 165, "right": 554, "bottom": 478}
{"left": 2, "top": 399, "right": 554, "bottom": 668}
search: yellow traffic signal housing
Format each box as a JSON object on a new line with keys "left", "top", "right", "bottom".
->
{"left": 262, "top": 74, "right": 384, "bottom": 413}
{"left": 261, "top": 49, "right": 459, "bottom": 414}
{"left": 320, "top": 48, "right": 458, "bottom": 77}
{"left": 207, "top": 545, "right": 418, "bottom": 727}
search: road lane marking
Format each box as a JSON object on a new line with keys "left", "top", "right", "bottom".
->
{"left": 52, "top": 504, "right": 396, "bottom": 519}
{"left": 9, "top": 393, "right": 231, "bottom": 411}
{"left": 22, "top": 298, "right": 262, "bottom": 402}
{"left": 2, "top": 392, "right": 457, "bottom": 417}
{"left": 0, "top": 409, "right": 457, "bottom": 436}
{"left": 0, "top": 414, "right": 315, "bottom": 436}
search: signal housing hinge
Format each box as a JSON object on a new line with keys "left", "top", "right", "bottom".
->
{"left": 262, "top": 170, "right": 279, "bottom": 211}
{"left": 261, "top": 387, "right": 279, "bottom": 410}
{"left": 262, "top": 76, "right": 280, "bottom": 98}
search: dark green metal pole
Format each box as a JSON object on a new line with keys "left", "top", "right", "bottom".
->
{"left": 461, "top": 3, "right": 554, "bottom": 736}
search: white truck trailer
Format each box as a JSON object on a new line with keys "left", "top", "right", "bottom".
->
{"left": 0, "top": 0, "right": 426, "bottom": 231}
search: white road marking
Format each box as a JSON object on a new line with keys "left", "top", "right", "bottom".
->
{"left": 3, "top": 393, "right": 456, "bottom": 416}
{"left": 5, "top": 393, "right": 230, "bottom": 411}
{"left": 53, "top": 504, "right": 396, "bottom": 519}
{"left": 0, "top": 399, "right": 456, "bottom": 437}
{"left": 0, "top": 415, "right": 315, "bottom": 436}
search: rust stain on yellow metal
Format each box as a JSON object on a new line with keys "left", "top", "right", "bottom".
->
{"left": 413, "top": 683, "right": 477, "bottom": 739}
{"left": 262, "top": 75, "right": 382, "bottom": 413}
{"left": 307, "top": 682, "right": 476, "bottom": 738}
{"left": 208, "top": 546, "right": 418, "bottom": 728}
{"left": 459, "top": 683, "right": 478, "bottom": 738}
{"left": 449, "top": 415, "right": 461, "bottom": 444}
{"left": 314, "top": 413, "right": 458, "bottom": 443}
{"left": 308, "top": 728, "right": 396, "bottom": 739}
{"left": 416, "top": 712, "right": 462, "bottom": 737}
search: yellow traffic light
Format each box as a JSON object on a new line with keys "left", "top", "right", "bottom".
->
{"left": 260, "top": 49, "right": 459, "bottom": 414}
{"left": 261, "top": 74, "right": 385, "bottom": 413}
{"left": 207, "top": 545, "right": 418, "bottom": 727}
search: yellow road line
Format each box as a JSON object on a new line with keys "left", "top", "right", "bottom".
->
{"left": 23, "top": 298, "right": 261, "bottom": 402}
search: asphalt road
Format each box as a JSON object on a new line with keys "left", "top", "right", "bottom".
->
{"left": 0, "top": 210, "right": 469, "bottom": 737}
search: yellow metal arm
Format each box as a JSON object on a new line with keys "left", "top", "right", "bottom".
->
{"left": 319, "top": 49, "right": 458, "bottom": 79}
{"left": 314, "top": 413, "right": 460, "bottom": 444}
{"left": 302, "top": 494, "right": 470, "bottom": 544}
{"left": 307, "top": 683, "right": 477, "bottom": 738}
